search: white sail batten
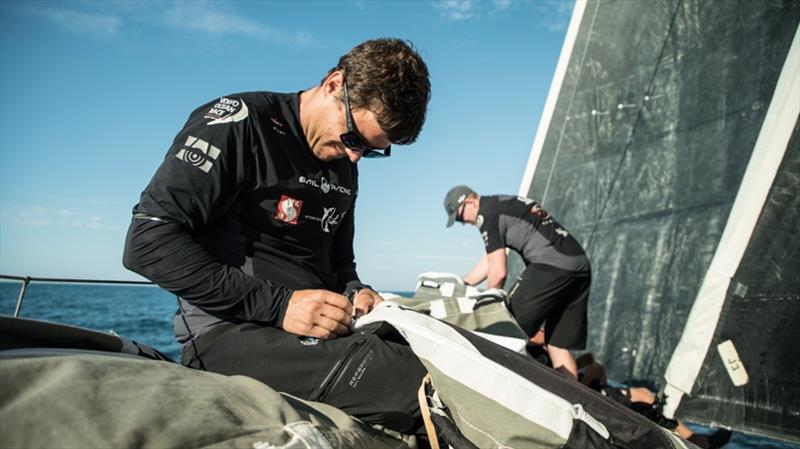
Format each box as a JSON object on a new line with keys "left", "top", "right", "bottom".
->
{"left": 662, "top": 24, "right": 800, "bottom": 418}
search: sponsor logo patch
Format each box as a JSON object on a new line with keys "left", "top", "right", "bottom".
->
{"left": 175, "top": 136, "right": 221, "bottom": 173}
{"left": 306, "top": 206, "right": 342, "bottom": 233}
{"left": 530, "top": 204, "right": 550, "bottom": 220}
{"left": 275, "top": 195, "right": 303, "bottom": 225}
{"left": 205, "top": 97, "right": 249, "bottom": 125}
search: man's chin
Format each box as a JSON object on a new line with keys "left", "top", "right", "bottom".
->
{"left": 313, "top": 145, "right": 347, "bottom": 162}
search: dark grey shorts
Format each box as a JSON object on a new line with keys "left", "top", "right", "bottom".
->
{"left": 508, "top": 263, "right": 590, "bottom": 350}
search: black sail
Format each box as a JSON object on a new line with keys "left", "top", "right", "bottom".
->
{"left": 513, "top": 0, "right": 800, "bottom": 442}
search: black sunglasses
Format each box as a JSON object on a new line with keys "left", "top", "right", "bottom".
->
{"left": 340, "top": 81, "right": 391, "bottom": 158}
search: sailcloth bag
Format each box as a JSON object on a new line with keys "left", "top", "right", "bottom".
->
{"left": 393, "top": 272, "right": 529, "bottom": 353}
{"left": 355, "top": 302, "right": 695, "bottom": 449}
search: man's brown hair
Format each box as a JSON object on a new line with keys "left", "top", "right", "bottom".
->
{"left": 325, "top": 38, "right": 431, "bottom": 145}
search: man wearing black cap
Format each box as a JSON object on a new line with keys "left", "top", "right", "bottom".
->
{"left": 443, "top": 185, "right": 591, "bottom": 379}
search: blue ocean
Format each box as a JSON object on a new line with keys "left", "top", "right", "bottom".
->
{"left": 1, "top": 280, "right": 797, "bottom": 449}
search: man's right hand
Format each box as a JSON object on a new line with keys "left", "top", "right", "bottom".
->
{"left": 281, "top": 289, "right": 353, "bottom": 339}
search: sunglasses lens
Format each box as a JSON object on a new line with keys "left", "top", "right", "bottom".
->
{"left": 341, "top": 133, "right": 391, "bottom": 158}
{"left": 341, "top": 133, "right": 370, "bottom": 152}
{"left": 362, "top": 150, "right": 386, "bottom": 158}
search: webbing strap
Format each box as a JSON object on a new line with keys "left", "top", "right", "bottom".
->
{"left": 417, "top": 374, "right": 440, "bottom": 449}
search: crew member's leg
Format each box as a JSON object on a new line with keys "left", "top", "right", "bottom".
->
{"left": 182, "top": 321, "right": 427, "bottom": 434}
{"left": 542, "top": 271, "right": 590, "bottom": 380}
{"left": 508, "top": 264, "right": 589, "bottom": 379}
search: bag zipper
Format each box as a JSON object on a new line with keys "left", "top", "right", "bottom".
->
{"left": 310, "top": 336, "right": 366, "bottom": 401}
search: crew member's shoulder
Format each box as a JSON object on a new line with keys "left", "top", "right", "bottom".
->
{"left": 496, "top": 195, "right": 534, "bottom": 215}
{"left": 478, "top": 195, "right": 500, "bottom": 215}
{"left": 193, "top": 91, "right": 291, "bottom": 126}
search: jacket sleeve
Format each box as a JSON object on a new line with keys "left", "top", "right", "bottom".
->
{"left": 123, "top": 99, "right": 293, "bottom": 325}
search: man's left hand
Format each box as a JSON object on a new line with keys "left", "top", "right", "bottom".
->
{"left": 352, "top": 288, "right": 383, "bottom": 318}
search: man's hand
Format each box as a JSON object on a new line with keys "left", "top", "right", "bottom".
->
{"left": 282, "top": 289, "right": 353, "bottom": 339}
{"left": 352, "top": 288, "right": 383, "bottom": 318}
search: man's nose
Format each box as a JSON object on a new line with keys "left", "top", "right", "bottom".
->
{"left": 345, "top": 148, "right": 362, "bottom": 163}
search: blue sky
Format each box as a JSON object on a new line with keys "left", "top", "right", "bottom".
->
{"left": 0, "top": 0, "right": 573, "bottom": 291}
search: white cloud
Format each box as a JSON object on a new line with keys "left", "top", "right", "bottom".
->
{"left": 491, "top": 0, "right": 512, "bottom": 13}
{"left": 162, "top": 3, "right": 314, "bottom": 46}
{"left": 434, "top": 0, "right": 477, "bottom": 22}
{"left": 432, "top": 0, "right": 573, "bottom": 29}
{"left": 534, "top": 1, "right": 574, "bottom": 33}
{"left": 1, "top": 205, "right": 123, "bottom": 232}
{"left": 37, "top": 8, "right": 121, "bottom": 36}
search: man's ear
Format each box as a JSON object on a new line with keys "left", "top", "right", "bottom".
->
{"left": 322, "top": 70, "right": 344, "bottom": 96}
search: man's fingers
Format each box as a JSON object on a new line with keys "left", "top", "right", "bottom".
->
{"left": 353, "top": 296, "right": 373, "bottom": 317}
{"left": 314, "top": 314, "right": 351, "bottom": 337}
{"left": 319, "top": 303, "right": 351, "bottom": 327}
{"left": 352, "top": 289, "right": 383, "bottom": 317}
{"left": 322, "top": 291, "right": 353, "bottom": 314}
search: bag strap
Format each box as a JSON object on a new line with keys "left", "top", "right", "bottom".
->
{"left": 417, "top": 374, "right": 440, "bottom": 449}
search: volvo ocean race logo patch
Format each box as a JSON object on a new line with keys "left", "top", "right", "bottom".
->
{"left": 175, "top": 136, "right": 220, "bottom": 173}
{"left": 205, "top": 97, "right": 249, "bottom": 125}
{"left": 275, "top": 195, "right": 303, "bottom": 225}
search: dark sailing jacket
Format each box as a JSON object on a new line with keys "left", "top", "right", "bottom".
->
{"left": 123, "top": 92, "right": 367, "bottom": 345}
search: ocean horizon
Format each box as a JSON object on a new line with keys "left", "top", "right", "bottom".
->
{"left": 1, "top": 280, "right": 797, "bottom": 449}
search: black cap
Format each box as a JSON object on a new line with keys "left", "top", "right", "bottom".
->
{"left": 444, "top": 185, "right": 476, "bottom": 227}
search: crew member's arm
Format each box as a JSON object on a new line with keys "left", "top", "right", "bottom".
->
{"left": 480, "top": 206, "right": 507, "bottom": 289}
{"left": 123, "top": 100, "right": 351, "bottom": 339}
{"left": 329, "top": 193, "right": 382, "bottom": 317}
{"left": 124, "top": 218, "right": 293, "bottom": 326}
{"left": 463, "top": 254, "right": 488, "bottom": 286}
{"left": 485, "top": 248, "right": 507, "bottom": 289}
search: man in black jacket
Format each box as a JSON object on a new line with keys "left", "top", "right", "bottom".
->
{"left": 124, "top": 38, "right": 431, "bottom": 432}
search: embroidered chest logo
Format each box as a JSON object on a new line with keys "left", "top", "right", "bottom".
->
{"left": 175, "top": 136, "right": 221, "bottom": 173}
{"left": 298, "top": 176, "right": 352, "bottom": 196}
{"left": 205, "top": 97, "right": 249, "bottom": 125}
{"left": 275, "top": 195, "right": 303, "bottom": 225}
{"left": 306, "top": 207, "right": 342, "bottom": 233}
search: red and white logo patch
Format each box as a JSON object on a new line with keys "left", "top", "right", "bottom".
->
{"left": 275, "top": 195, "right": 303, "bottom": 224}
